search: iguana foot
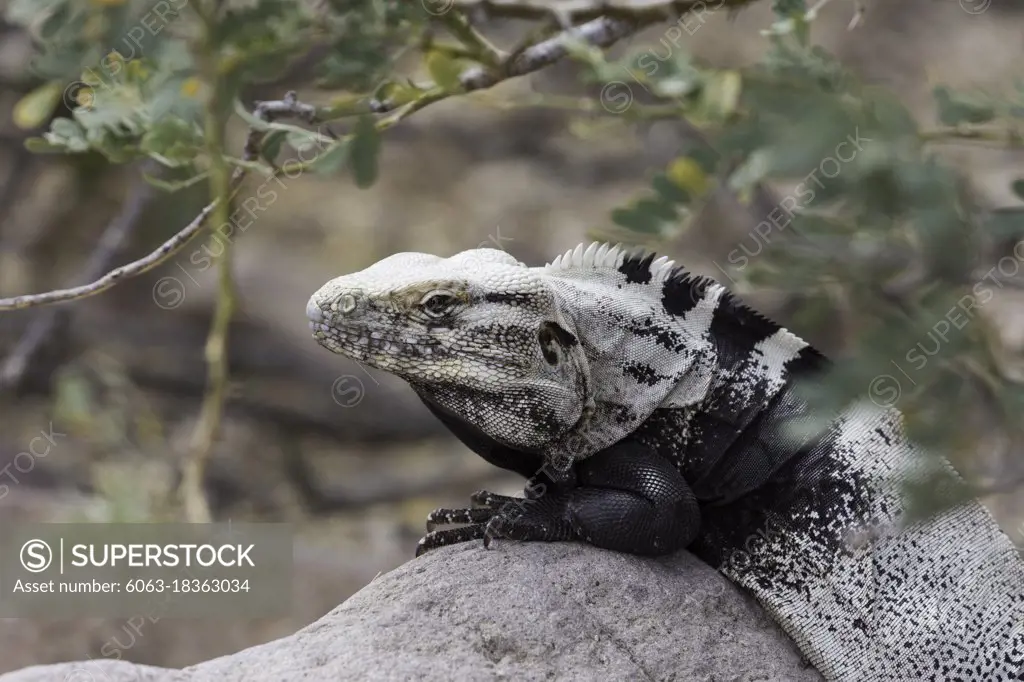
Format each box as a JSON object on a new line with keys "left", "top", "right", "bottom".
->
{"left": 424, "top": 506, "right": 496, "bottom": 532}
{"left": 416, "top": 524, "right": 486, "bottom": 557}
{"left": 416, "top": 486, "right": 571, "bottom": 556}
{"left": 420, "top": 482, "right": 551, "bottom": 538}
{"left": 421, "top": 488, "right": 518, "bottom": 535}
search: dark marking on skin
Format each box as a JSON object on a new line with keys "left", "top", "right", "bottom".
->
{"left": 622, "top": 361, "right": 672, "bottom": 387}
{"left": 472, "top": 323, "right": 537, "bottom": 350}
{"left": 601, "top": 403, "right": 640, "bottom": 427}
{"left": 629, "top": 317, "right": 687, "bottom": 353}
{"left": 783, "top": 345, "right": 830, "bottom": 379}
{"left": 708, "top": 294, "right": 782, "bottom": 371}
{"left": 618, "top": 252, "right": 656, "bottom": 284}
{"left": 874, "top": 427, "right": 891, "bottom": 446}
{"left": 483, "top": 292, "right": 535, "bottom": 306}
{"left": 691, "top": 427, "right": 871, "bottom": 576}
{"left": 662, "top": 268, "right": 714, "bottom": 317}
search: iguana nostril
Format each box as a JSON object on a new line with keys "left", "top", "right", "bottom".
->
{"left": 339, "top": 294, "right": 357, "bottom": 314}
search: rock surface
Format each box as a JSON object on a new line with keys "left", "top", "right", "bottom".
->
{"left": 0, "top": 542, "right": 823, "bottom": 682}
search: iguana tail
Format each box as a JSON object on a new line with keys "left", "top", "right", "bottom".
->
{"left": 699, "top": 401, "right": 1024, "bottom": 681}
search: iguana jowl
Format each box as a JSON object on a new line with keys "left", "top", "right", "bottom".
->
{"left": 307, "top": 242, "right": 1024, "bottom": 681}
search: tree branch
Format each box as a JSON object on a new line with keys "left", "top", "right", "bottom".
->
{"left": 0, "top": 161, "right": 158, "bottom": 391}
{"left": 920, "top": 125, "right": 1024, "bottom": 146}
{"left": 444, "top": 0, "right": 752, "bottom": 22}
{"left": 370, "top": 16, "right": 637, "bottom": 114}
{"left": 0, "top": 93, "right": 321, "bottom": 312}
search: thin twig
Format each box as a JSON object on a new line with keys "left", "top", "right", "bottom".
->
{"left": 0, "top": 94, "right": 320, "bottom": 312}
{"left": 0, "top": 162, "right": 158, "bottom": 391}
{"left": 920, "top": 126, "right": 1024, "bottom": 146}
{"left": 369, "top": 15, "right": 643, "bottom": 112}
{"left": 437, "top": 10, "right": 506, "bottom": 68}
{"left": 0, "top": 196, "right": 220, "bottom": 311}
{"left": 441, "top": 0, "right": 752, "bottom": 22}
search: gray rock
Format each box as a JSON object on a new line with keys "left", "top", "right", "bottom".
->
{"left": 0, "top": 542, "right": 824, "bottom": 682}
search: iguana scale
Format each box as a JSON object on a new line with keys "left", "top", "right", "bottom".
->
{"left": 307, "top": 241, "right": 1024, "bottom": 681}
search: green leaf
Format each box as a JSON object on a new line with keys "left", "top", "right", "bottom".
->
{"left": 348, "top": 115, "right": 380, "bottom": 189}
{"left": 610, "top": 193, "right": 681, "bottom": 235}
{"left": 651, "top": 173, "right": 690, "bottom": 205}
{"left": 13, "top": 81, "right": 63, "bottom": 129}
{"left": 38, "top": 116, "right": 90, "bottom": 153}
{"left": 51, "top": 119, "right": 83, "bottom": 141}
{"left": 140, "top": 118, "right": 202, "bottom": 166}
{"left": 611, "top": 205, "right": 662, "bottom": 234}
{"left": 667, "top": 157, "right": 712, "bottom": 199}
{"left": 863, "top": 86, "right": 918, "bottom": 137}
{"left": 285, "top": 129, "right": 321, "bottom": 154}
{"left": 1012, "top": 179, "right": 1024, "bottom": 201}
{"left": 635, "top": 197, "right": 678, "bottom": 222}
{"left": 261, "top": 129, "right": 287, "bottom": 163}
{"left": 370, "top": 81, "right": 422, "bottom": 109}
{"left": 309, "top": 139, "right": 348, "bottom": 175}
{"left": 24, "top": 136, "right": 67, "bottom": 153}
{"left": 425, "top": 51, "right": 464, "bottom": 93}
{"left": 697, "top": 70, "right": 743, "bottom": 120}
{"left": 728, "top": 149, "right": 771, "bottom": 192}
{"left": 983, "top": 209, "right": 1024, "bottom": 238}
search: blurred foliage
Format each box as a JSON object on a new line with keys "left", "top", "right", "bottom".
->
{"left": 7, "top": 0, "right": 1024, "bottom": 520}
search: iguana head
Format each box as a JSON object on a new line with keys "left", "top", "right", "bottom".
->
{"left": 309, "top": 241, "right": 731, "bottom": 466}
{"left": 306, "top": 247, "right": 592, "bottom": 452}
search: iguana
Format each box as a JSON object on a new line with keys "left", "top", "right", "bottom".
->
{"left": 306, "top": 241, "right": 1024, "bottom": 681}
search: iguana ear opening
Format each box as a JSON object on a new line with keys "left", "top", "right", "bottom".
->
{"left": 538, "top": 321, "right": 577, "bottom": 366}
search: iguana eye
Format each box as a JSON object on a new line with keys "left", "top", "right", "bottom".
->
{"left": 420, "top": 291, "right": 457, "bottom": 318}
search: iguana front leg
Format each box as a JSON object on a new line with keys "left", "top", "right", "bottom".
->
{"left": 417, "top": 441, "right": 701, "bottom": 557}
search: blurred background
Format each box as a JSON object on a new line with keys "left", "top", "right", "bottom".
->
{"left": 0, "top": 0, "right": 1023, "bottom": 673}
